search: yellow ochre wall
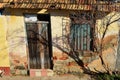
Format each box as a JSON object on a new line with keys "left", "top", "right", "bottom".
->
{"left": 0, "top": 9, "right": 34, "bottom": 75}
{"left": 0, "top": 16, "right": 10, "bottom": 67}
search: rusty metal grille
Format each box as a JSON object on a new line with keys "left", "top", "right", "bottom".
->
{"left": 26, "top": 22, "right": 51, "bottom": 69}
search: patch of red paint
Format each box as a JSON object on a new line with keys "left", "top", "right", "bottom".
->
{"left": 59, "top": 56, "right": 68, "bottom": 60}
{"left": 30, "top": 69, "right": 48, "bottom": 77}
{"left": 53, "top": 56, "right": 57, "bottom": 60}
{"left": 0, "top": 67, "right": 10, "bottom": 76}
{"left": 30, "top": 69, "right": 35, "bottom": 77}
{"left": 13, "top": 60, "right": 20, "bottom": 63}
{"left": 41, "top": 69, "right": 47, "bottom": 76}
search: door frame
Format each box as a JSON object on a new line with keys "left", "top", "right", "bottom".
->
{"left": 24, "top": 13, "right": 53, "bottom": 71}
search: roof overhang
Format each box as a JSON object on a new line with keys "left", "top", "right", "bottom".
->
{"left": 0, "top": 0, "right": 120, "bottom": 12}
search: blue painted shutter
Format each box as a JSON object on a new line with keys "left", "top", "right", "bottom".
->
{"left": 70, "top": 24, "right": 91, "bottom": 51}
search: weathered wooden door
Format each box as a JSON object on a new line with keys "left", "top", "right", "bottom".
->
{"left": 26, "top": 21, "right": 52, "bottom": 69}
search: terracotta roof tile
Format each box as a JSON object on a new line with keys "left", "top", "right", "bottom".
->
{"left": 0, "top": 0, "right": 120, "bottom": 11}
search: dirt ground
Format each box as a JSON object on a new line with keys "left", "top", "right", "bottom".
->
{"left": 0, "top": 75, "right": 91, "bottom": 80}
{"left": 0, "top": 75, "right": 81, "bottom": 80}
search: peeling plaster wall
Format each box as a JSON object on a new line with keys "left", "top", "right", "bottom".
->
{"left": 51, "top": 11, "right": 120, "bottom": 74}
{"left": 88, "top": 12, "right": 120, "bottom": 72}
{"left": 3, "top": 9, "right": 71, "bottom": 75}
{"left": 50, "top": 10, "right": 69, "bottom": 59}
{"left": 0, "top": 16, "right": 10, "bottom": 67}
{"left": 0, "top": 16, "right": 10, "bottom": 75}
{"left": 3, "top": 9, "right": 29, "bottom": 75}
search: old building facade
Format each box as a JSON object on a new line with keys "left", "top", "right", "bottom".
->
{"left": 0, "top": 0, "right": 120, "bottom": 76}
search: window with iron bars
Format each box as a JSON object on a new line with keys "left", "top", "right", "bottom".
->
{"left": 69, "top": 11, "right": 94, "bottom": 52}
{"left": 70, "top": 23, "right": 93, "bottom": 51}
